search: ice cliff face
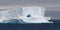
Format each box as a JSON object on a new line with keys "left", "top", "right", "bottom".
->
{"left": 0, "top": 6, "right": 53, "bottom": 23}
{"left": 0, "top": 9, "right": 22, "bottom": 22}
{"left": 20, "top": 6, "right": 52, "bottom": 23}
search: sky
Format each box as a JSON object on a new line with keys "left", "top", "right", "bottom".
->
{"left": 0, "top": 0, "right": 60, "bottom": 19}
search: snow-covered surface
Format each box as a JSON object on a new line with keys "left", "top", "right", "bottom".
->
{"left": 0, "top": 6, "right": 53, "bottom": 23}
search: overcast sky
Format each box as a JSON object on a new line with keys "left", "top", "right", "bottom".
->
{"left": 0, "top": 0, "right": 60, "bottom": 19}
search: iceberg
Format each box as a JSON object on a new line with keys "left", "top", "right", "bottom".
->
{"left": 0, "top": 6, "right": 53, "bottom": 23}
{"left": 20, "top": 6, "right": 53, "bottom": 23}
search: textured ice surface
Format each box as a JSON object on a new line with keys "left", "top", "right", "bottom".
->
{"left": 20, "top": 6, "right": 53, "bottom": 23}
{"left": 0, "top": 9, "right": 22, "bottom": 22}
{"left": 0, "top": 6, "right": 53, "bottom": 23}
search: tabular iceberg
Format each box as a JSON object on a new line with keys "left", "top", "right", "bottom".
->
{"left": 0, "top": 6, "right": 53, "bottom": 23}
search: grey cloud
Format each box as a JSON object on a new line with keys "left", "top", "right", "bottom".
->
{"left": 46, "top": 7, "right": 60, "bottom": 11}
{"left": 0, "top": 0, "right": 60, "bottom": 8}
{"left": 0, "top": 0, "right": 60, "bottom": 5}
{"left": 45, "top": 11, "right": 60, "bottom": 19}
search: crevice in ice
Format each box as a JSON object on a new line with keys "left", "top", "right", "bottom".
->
{"left": 27, "top": 14, "right": 31, "bottom": 17}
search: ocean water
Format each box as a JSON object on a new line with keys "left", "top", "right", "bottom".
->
{"left": 0, "top": 19, "right": 60, "bottom": 30}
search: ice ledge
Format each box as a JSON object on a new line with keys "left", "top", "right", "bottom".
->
{"left": 19, "top": 16, "right": 53, "bottom": 23}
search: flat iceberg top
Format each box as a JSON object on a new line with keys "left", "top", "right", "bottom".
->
{"left": 0, "top": 6, "right": 53, "bottom": 23}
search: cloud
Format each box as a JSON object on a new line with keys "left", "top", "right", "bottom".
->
{"left": 0, "top": 0, "right": 60, "bottom": 5}
{"left": 0, "top": 0, "right": 60, "bottom": 11}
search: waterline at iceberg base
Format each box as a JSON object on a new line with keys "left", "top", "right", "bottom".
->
{"left": 0, "top": 6, "right": 53, "bottom": 23}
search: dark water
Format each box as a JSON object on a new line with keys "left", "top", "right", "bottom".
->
{"left": 0, "top": 19, "right": 60, "bottom": 30}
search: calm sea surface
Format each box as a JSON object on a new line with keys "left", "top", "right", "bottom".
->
{"left": 0, "top": 19, "right": 60, "bottom": 30}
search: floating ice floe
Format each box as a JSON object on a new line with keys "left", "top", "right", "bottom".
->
{"left": 0, "top": 6, "right": 53, "bottom": 23}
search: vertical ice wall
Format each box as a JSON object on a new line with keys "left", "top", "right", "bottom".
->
{"left": 22, "top": 6, "right": 43, "bottom": 17}
{"left": 8, "top": 9, "right": 22, "bottom": 19}
{"left": 20, "top": 6, "right": 52, "bottom": 23}
{"left": 0, "top": 8, "right": 22, "bottom": 22}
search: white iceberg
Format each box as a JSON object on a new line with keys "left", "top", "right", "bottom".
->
{"left": 20, "top": 6, "right": 53, "bottom": 23}
{"left": 0, "top": 6, "right": 53, "bottom": 23}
